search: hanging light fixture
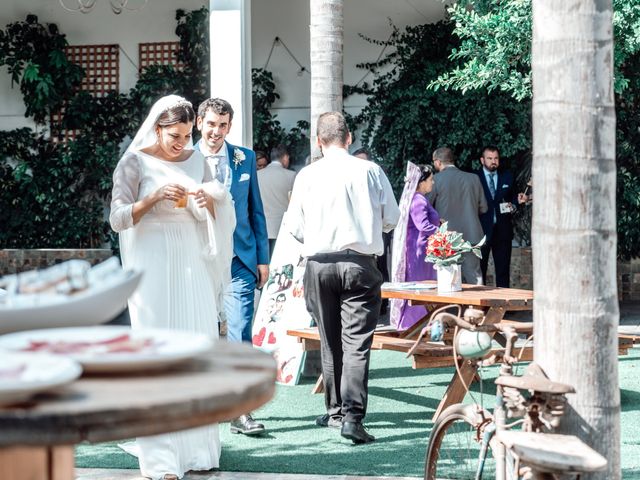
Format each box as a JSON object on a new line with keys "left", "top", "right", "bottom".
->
{"left": 59, "top": 0, "right": 148, "bottom": 14}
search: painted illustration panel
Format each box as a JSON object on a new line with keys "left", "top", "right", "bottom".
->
{"left": 252, "top": 214, "right": 313, "bottom": 385}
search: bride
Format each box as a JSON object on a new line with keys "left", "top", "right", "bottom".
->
{"left": 109, "top": 95, "right": 235, "bottom": 480}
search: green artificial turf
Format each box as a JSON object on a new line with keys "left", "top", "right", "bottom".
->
{"left": 76, "top": 348, "right": 640, "bottom": 478}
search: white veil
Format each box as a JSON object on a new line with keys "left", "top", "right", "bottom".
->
{"left": 389, "top": 161, "right": 421, "bottom": 329}
{"left": 125, "top": 95, "right": 194, "bottom": 155}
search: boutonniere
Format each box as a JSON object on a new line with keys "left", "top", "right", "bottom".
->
{"left": 233, "top": 148, "right": 246, "bottom": 169}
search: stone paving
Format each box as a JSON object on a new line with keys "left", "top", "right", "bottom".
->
{"left": 77, "top": 469, "right": 418, "bottom": 480}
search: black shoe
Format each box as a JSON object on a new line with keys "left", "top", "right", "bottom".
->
{"left": 341, "top": 421, "right": 375, "bottom": 444}
{"left": 230, "top": 414, "right": 266, "bottom": 435}
{"left": 315, "top": 413, "right": 343, "bottom": 428}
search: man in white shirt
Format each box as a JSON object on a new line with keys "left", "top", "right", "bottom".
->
{"left": 257, "top": 144, "right": 297, "bottom": 259}
{"left": 287, "top": 112, "right": 400, "bottom": 444}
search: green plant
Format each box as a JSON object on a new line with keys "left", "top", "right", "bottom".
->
{"left": 252, "top": 68, "right": 287, "bottom": 153}
{"left": 0, "top": 14, "right": 84, "bottom": 124}
{"left": 352, "top": 22, "right": 531, "bottom": 194}
{"left": 0, "top": 128, "right": 106, "bottom": 248}
{"left": 0, "top": 11, "right": 211, "bottom": 250}
{"left": 252, "top": 67, "right": 310, "bottom": 163}
{"left": 433, "top": 0, "right": 640, "bottom": 99}
{"left": 430, "top": 0, "right": 640, "bottom": 258}
{"left": 0, "top": 8, "right": 309, "bottom": 250}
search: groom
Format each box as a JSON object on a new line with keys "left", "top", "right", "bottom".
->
{"left": 196, "top": 98, "right": 270, "bottom": 435}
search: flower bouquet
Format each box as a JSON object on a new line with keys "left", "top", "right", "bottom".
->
{"left": 425, "top": 222, "right": 485, "bottom": 292}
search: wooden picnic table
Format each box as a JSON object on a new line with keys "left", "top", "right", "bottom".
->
{"left": 289, "top": 281, "right": 637, "bottom": 421}
{"left": 0, "top": 341, "right": 276, "bottom": 480}
{"left": 382, "top": 281, "right": 533, "bottom": 420}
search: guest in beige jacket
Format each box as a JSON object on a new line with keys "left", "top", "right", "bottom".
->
{"left": 257, "top": 144, "right": 297, "bottom": 259}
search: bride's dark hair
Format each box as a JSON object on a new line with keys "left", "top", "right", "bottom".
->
{"left": 157, "top": 103, "right": 195, "bottom": 127}
{"left": 417, "top": 164, "right": 434, "bottom": 183}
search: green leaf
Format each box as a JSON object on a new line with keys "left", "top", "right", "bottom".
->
{"left": 23, "top": 62, "right": 40, "bottom": 82}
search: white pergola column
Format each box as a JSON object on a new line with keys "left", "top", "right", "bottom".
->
{"left": 209, "top": 0, "right": 252, "bottom": 147}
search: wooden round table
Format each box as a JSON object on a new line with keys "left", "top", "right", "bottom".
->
{"left": 0, "top": 341, "right": 276, "bottom": 480}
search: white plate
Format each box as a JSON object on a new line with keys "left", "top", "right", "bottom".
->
{"left": 0, "top": 326, "right": 213, "bottom": 373}
{"left": 0, "top": 351, "right": 82, "bottom": 406}
{"left": 0, "top": 270, "right": 142, "bottom": 334}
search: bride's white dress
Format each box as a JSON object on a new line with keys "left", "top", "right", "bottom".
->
{"left": 110, "top": 150, "right": 235, "bottom": 480}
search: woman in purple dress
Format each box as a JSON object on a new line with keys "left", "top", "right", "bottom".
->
{"left": 390, "top": 165, "right": 440, "bottom": 330}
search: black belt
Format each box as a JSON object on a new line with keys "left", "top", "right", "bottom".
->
{"left": 312, "top": 249, "right": 377, "bottom": 259}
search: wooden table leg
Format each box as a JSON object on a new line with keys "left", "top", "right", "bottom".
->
{"left": 432, "top": 359, "right": 478, "bottom": 421}
{"left": 0, "top": 445, "right": 74, "bottom": 480}
{"left": 312, "top": 374, "right": 324, "bottom": 394}
{"left": 51, "top": 446, "right": 75, "bottom": 480}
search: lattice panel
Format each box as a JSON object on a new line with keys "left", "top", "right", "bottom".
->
{"left": 66, "top": 44, "right": 119, "bottom": 96}
{"left": 51, "top": 44, "right": 119, "bottom": 142}
{"left": 139, "top": 41, "right": 184, "bottom": 72}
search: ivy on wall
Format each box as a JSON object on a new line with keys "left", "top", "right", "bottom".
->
{"left": 3, "top": 9, "right": 637, "bottom": 258}
{"left": 349, "top": 19, "right": 639, "bottom": 255}
{"left": 252, "top": 67, "right": 309, "bottom": 163}
{"left": 0, "top": 14, "right": 84, "bottom": 124}
{"left": 351, "top": 22, "right": 531, "bottom": 191}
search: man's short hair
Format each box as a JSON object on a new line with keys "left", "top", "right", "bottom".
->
{"left": 271, "top": 144, "right": 289, "bottom": 162}
{"left": 352, "top": 147, "right": 370, "bottom": 159}
{"left": 433, "top": 147, "right": 455, "bottom": 165}
{"left": 481, "top": 145, "right": 500, "bottom": 157}
{"left": 316, "top": 112, "right": 349, "bottom": 147}
{"left": 197, "top": 98, "right": 234, "bottom": 121}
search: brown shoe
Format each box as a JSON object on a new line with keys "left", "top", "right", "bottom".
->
{"left": 162, "top": 475, "right": 178, "bottom": 480}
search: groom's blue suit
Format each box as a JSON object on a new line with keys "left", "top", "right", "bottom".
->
{"left": 224, "top": 142, "right": 269, "bottom": 277}
{"left": 196, "top": 140, "right": 269, "bottom": 342}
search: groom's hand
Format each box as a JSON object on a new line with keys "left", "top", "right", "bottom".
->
{"left": 257, "top": 264, "right": 269, "bottom": 289}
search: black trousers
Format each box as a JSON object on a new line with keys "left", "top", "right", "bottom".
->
{"left": 268, "top": 238, "right": 277, "bottom": 261}
{"left": 303, "top": 251, "right": 382, "bottom": 423}
{"left": 480, "top": 227, "right": 512, "bottom": 288}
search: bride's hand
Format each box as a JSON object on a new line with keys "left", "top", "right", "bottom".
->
{"left": 155, "top": 183, "right": 186, "bottom": 203}
{"left": 194, "top": 188, "right": 214, "bottom": 211}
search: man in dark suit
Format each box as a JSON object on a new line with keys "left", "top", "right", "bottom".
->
{"left": 476, "top": 145, "right": 520, "bottom": 287}
{"left": 196, "top": 98, "right": 269, "bottom": 435}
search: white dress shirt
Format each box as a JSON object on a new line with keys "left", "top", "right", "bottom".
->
{"left": 197, "top": 140, "right": 232, "bottom": 189}
{"left": 287, "top": 146, "right": 400, "bottom": 257}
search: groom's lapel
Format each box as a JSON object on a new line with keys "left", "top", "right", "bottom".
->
{"left": 226, "top": 142, "right": 238, "bottom": 187}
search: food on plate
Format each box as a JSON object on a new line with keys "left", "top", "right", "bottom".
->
{"left": 22, "top": 333, "right": 158, "bottom": 355}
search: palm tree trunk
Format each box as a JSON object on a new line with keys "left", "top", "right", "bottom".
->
{"left": 531, "top": 1, "right": 620, "bottom": 478}
{"left": 309, "top": 0, "right": 343, "bottom": 159}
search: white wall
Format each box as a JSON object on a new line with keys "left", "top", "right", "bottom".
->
{"left": 251, "top": 0, "right": 447, "bottom": 135}
{"left": 0, "top": 0, "right": 446, "bottom": 133}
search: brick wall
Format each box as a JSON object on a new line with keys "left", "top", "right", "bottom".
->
{"left": 485, "top": 247, "right": 640, "bottom": 300}
{"left": 0, "top": 249, "right": 113, "bottom": 275}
